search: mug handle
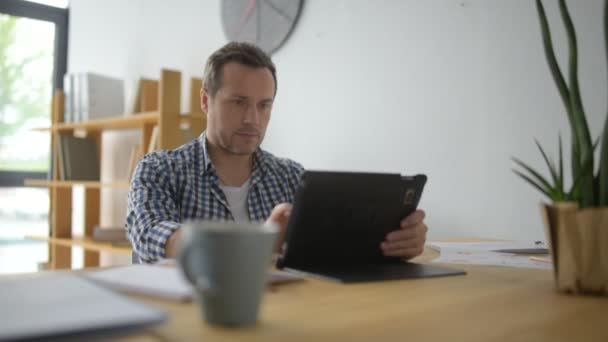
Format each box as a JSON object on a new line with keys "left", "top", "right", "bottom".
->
{"left": 177, "top": 237, "right": 213, "bottom": 295}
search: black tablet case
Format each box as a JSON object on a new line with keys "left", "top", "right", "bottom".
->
{"left": 276, "top": 171, "right": 465, "bottom": 283}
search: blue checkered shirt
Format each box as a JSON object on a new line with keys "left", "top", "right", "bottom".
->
{"left": 125, "top": 133, "right": 304, "bottom": 263}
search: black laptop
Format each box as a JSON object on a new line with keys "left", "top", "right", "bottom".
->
{"left": 276, "top": 171, "right": 465, "bottom": 283}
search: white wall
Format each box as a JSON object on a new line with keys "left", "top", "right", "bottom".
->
{"left": 69, "top": 0, "right": 607, "bottom": 243}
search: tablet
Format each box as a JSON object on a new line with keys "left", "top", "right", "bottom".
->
{"left": 276, "top": 171, "right": 465, "bottom": 283}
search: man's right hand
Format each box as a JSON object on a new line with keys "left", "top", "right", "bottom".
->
{"left": 266, "top": 203, "right": 292, "bottom": 252}
{"left": 165, "top": 228, "right": 183, "bottom": 258}
{"left": 165, "top": 203, "right": 292, "bottom": 258}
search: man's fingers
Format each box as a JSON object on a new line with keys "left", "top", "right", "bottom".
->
{"left": 266, "top": 203, "right": 293, "bottom": 232}
{"left": 381, "top": 210, "right": 428, "bottom": 260}
{"left": 381, "top": 237, "right": 424, "bottom": 252}
{"left": 266, "top": 203, "right": 293, "bottom": 253}
{"left": 382, "top": 246, "right": 424, "bottom": 258}
{"left": 386, "top": 228, "right": 413, "bottom": 242}
{"left": 387, "top": 222, "right": 428, "bottom": 242}
{"left": 382, "top": 222, "right": 428, "bottom": 259}
{"left": 386, "top": 226, "right": 418, "bottom": 241}
{"left": 267, "top": 203, "right": 292, "bottom": 223}
{"left": 400, "top": 209, "right": 426, "bottom": 228}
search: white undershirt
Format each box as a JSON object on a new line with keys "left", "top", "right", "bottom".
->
{"left": 219, "top": 178, "right": 251, "bottom": 223}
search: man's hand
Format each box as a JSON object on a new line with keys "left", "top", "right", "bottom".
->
{"left": 380, "top": 209, "right": 428, "bottom": 260}
{"left": 165, "top": 203, "right": 292, "bottom": 258}
{"left": 266, "top": 203, "right": 292, "bottom": 252}
{"left": 165, "top": 228, "right": 182, "bottom": 258}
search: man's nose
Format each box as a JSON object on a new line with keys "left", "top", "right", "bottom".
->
{"left": 243, "top": 103, "right": 260, "bottom": 124}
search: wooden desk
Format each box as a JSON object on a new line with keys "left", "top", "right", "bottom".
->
{"left": 109, "top": 248, "right": 607, "bottom": 342}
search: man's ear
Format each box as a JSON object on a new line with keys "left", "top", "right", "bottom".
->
{"left": 200, "top": 87, "right": 209, "bottom": 114}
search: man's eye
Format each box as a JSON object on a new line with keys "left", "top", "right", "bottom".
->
{"left": 233, "top": 99, "right": 246, "bottom": 106}
{"left": 260, "top": 102, "right": 272, "bottom": 110}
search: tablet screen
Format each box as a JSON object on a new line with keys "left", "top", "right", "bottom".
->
{"left": 277, "top": 171, "right": 427, "bottom": 269}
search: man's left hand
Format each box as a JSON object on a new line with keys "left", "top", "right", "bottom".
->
{"left": 380, "top": 209, "right": 428, "bottom": 260}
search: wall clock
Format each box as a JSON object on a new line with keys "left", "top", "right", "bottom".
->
{"left": 221, "top": 0, "right": 304, "bottom": 55}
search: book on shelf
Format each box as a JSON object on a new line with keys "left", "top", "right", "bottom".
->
{"left": 63, "top": 73, "right": 73, "bottom": 123}
{"left": 56, "top": 135, "right": 100, "bottom": 181}
{"left": 63, "top": 72, "right": 125, "bottom": 123}
{"left": 80, "top": 73, "right": 125, "bottom": 121}
{"left": 47, "top": 147, "right": 54, "bottom": 180}
{"left": 54, "top": 133, "right": 65, "bottom": 181}
{"left": 111, "top": 240, "right": 132, "bottom": 247}
{"left": 92, "top": 226, "right": 129, "bottom": 244}
{"left": 71, "top": 73, "right": 79, "bottom": 122}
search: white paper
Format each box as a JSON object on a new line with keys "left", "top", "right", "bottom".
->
{"left": 86, "top": 264, "right": 193, "bottom": 302}
{"left": 427, "top": 241, "right": 546, "bottom": 252}
{"left": 86, "top": 264, "right": 305, "bottom": 302}
{"left": 427, "top": 241, "right": 552, "bottom": 270}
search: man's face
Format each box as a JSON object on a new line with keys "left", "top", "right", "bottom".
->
{"left": 202, "top": 62, "right": 275, "bottom": 156}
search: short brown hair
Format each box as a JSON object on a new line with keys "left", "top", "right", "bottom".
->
{"left": 203, "top": 42, "right": 277, "bottom": 97}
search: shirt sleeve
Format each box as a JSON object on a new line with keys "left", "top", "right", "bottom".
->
{"left": 125, "top": 152, "right": 180, "bottom": 263}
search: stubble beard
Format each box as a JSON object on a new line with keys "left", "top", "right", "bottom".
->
{"left": 222, "top": 133, "right": 263, "bottom": 156}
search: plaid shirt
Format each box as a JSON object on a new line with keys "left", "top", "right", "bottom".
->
{"left": 126, "top": 133, "right": 304, "bottom": 263}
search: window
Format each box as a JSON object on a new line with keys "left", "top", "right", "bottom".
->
{"left": 24, "top": 0, "right": 69, "bottom": 9}
{"left": 0, "top": 0, "right": 68, "bottom": 273}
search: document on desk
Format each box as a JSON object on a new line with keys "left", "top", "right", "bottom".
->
{"left": 86, "top": 264, "right": 193, "bottom": 302}
{"left": 86, "top": 264, "right": 305, "bottom": 302}
{"left": 0, "top": 273, "right": 166, "bottom": 341}
{"left": 427, "top": 241, "right": 547, "bottom": 252}
{"left": 427, "top": 241, "right": 553, "bottom": 270}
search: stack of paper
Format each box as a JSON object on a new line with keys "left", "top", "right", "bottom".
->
{"left": 86, "top": 264, "right": 305, "bottom": 302}
{"left": 86, "top": 264, "right": 193, "bottom": 302}
{"left": 427, "top": 241, "right": 552, "bottom": 270}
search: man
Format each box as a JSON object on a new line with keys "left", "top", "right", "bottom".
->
{"left": 126, "top": 42, "right": 428, "bottom": 263}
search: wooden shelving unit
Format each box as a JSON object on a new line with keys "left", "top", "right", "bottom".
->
{"left": 24, "top": 180, "right": 130, "bottom": 189}
{"left": 27, "top": 236, "right": 133, "bottom": 255}
{"left": 24, "top": 70, "right": 206, "bottom": 269}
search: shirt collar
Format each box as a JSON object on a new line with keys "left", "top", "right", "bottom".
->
{"left": 199, "top": 132, "right": 213, "bottom": 173}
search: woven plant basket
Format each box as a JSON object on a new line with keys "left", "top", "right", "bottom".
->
{"left": 540, "top": 202, "right": 608, "bottom": 296}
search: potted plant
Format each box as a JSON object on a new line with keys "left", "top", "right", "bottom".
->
{"left": 512, "top": 0, "right": 608, "bottom": 296}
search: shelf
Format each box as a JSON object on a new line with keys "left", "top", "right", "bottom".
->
{"left": 24, "top": 179, "right": 130, "bottom": 189}
{"left": 32, "top": 111, "right": 205, "bottom": 132}
{"left": 56, "top": 111, "right": 159, "bottom": 131}
{"left": 27, "top": 236, "right": 133, "bottom": 255}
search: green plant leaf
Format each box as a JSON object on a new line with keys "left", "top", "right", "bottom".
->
{"left": 569, "top": 138, "right": 600, "bottom": 199}
{"left": 512, "top": 157, "right": 554, "bottom": 193}
{"left": 535, "top": 139, "right": 560, "bottom": 189}
{"left": 570, "top": 144, "right": 583, "bottom": 200}
{"left": 536, "top": 0, "right": 572, "bottom": 122}
{"left": 536, "top": 0, "right": 582, "bottom": 199}
{"left": 569, "top": 150, "right": 595, "bottom": 197}
{"left": 559, "top": 0, "right": 595, "bottom": 207}
{"left": 513, "top": 169, "right": 553, "bottom": 199}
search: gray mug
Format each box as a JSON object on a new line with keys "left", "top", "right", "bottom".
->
{"left": 178, "top": 220, "right": 277, "bottom": 326}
